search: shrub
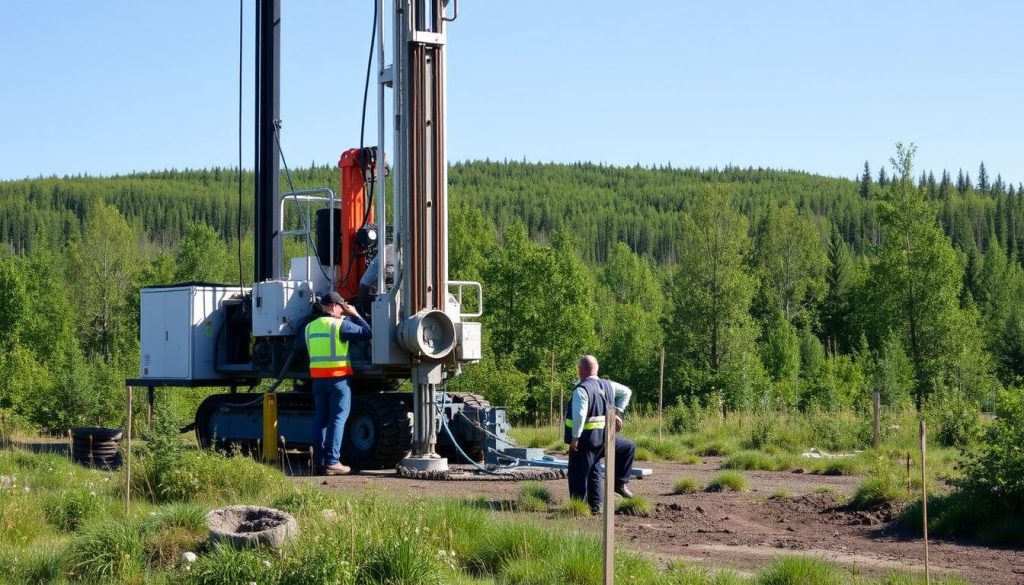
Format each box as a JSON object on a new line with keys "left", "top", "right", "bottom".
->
{"left": 65, "top": 521, "right": 144, "bottom": 583}
{"left": 616, "top": 496, "right": 653, "bottom": 517}
{"left": 706, "top": 471, "right": 748, "bottom": 492}
{"left": 672, "top": 477, "right": 700, "bottom": 495}
{"left": 958, "top": 390, "right": 1024, "bottom": 514}
{"left": 926, "top": 392, "right": 982, "bottom": 448}
{"left": 43, "top": 489, "right": 100, "bottom": 532}
{"left": 666, "top": 400, "right": 701, "bottom": 434}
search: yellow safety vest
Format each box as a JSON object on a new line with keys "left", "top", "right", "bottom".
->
{"left": 304, "top": 316, "right": 352, "bottom": 378}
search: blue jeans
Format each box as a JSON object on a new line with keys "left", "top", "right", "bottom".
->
{"left": 312, "top": 377, "right": 351, "bottom": 466}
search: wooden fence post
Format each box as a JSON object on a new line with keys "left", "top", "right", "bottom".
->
{"left": 920, "top": 419, "right": 930, "bottom": 585}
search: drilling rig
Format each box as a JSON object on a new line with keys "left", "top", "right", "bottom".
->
{"left": 136, "top": 0, "right": 502, "bottom": 473}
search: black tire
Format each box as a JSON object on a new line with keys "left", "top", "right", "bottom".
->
{"left": 342, "top": 393, "right": 412, "bottom": 470}
{"left": 70, "top": 427, "right": 123, "bottom": 469}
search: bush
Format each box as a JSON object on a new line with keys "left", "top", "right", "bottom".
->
{"left": 705, "top": 471, "right": 748, "bottom": 492}
{"left": 672, "top": 477, "right": 700, "bottom": 495}
{"left": 958, "top": 390, "right": 1024, "bottom": 514}
{"left": 666, "top": 400, "right": 701, "bottom": 434}
{"left": 43, "top": 489, "right": 100, "bottom": 532}
{"left": 926, "top": 392, "right": 982, "bottom": 448}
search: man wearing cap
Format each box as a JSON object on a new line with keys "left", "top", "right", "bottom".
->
{"left": 565, "top": 354, "right": 637, "bottom": 514}
{"left": 304, "top": 291, "right": 371, "bottom": 475}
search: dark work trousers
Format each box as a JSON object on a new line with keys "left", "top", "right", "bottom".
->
{"left": 567, "top": 437, "right": 637, "bottom": 512}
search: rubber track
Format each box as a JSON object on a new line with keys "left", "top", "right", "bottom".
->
{"left": 395, "top": 464, "right": 567, "bottom": 482}
{"left": 194, "top": 391, "right": 411, "bottom": 470}
{"left": 442, "top": 392, "right": 491, "bottom": 462}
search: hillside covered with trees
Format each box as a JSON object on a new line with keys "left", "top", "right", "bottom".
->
{"left": 1, "top": 146, "right": 1022, "bottom": 432}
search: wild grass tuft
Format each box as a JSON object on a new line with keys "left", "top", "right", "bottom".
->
{"left": 696, "top": 440, "right": 736, "bottom": 457}
{"left": 186, "top": 543, "right": 276, "bottom": 585}
{"left": 634, "top": 447, "right": 655, "bottom": 461}
{"left": 65, "top": 521, "right": 145, "bottom": 583}
{"left": 809, "top": 457, "right": 863, "bottom": 476}
{"left": 769, "top": 490, "right": 791, "bottom": 499}
{"left": 756, "top": 556, "right": 840, "bottom": 585}
{"left": 43, "top": 489, "right": 100, "bottom": 532}
{"left": 723, "top": 450, "right": 795, "bottom": 472}
{"left": 672, "top": 477, "right": 700, "bottom": 495}
{"left": 850, "top": 460, "right": 907, "bottom": 509}
{"left": 555, "top": 498, "right": 592, "bottom": 518}
{"left": 616, "top": 496, "right": 653, "bottom": 517}
{"left": 518, "top": 482, "right": 551, "bottom": 504}
{"left": 705, "top": 471, "right": 748, "bottom": 492}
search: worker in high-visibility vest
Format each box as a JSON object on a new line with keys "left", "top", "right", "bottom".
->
{"left": 305, "top": 291, "right": 371, "bottom": 475}
{"left": 565, "top": 354, "right": 637, "bottom": 515}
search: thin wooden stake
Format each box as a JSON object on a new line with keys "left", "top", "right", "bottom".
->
{"left": 906, "top": 452, "right": 912, "bottom": 496}
{"left": 125, "top": 385, "right": 133, "bottom": 516}
{"left": 658, "top": 347, "right": 665, "bottom": 440}
{"left": 872, "top": 390, "right": 881, "bottom": 448}
{"left": 549, "top": 352, "right": 555, "bottom": 425}
{"left": 920, "top": 419, "right": 930, "bottom": 585}
{"left": 603, "top": 411, "right": 616, "bottom": 585}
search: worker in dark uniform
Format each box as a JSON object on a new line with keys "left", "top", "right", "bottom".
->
{"left": 304, "top": 291, "right": 371, "bottom": 475}
{"left": 565, "top": 355, "right": 637, "bottom": 514}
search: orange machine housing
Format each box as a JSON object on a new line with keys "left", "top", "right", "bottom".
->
{"left": 336, "top": 148, "right": 375, "bottom": 300}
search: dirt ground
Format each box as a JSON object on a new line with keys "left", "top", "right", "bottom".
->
{"left": 305, "top": 458, "right": 1024, "bottom": 585}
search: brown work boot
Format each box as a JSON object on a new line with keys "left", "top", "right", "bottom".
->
{"left": 324, "top": 463, "right": 351, "bottom": 476}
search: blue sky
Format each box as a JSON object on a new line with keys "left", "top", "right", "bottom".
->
{"left": 3, "top": 1, "right": 1022, "bottom": 185}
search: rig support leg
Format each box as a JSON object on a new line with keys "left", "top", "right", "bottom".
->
{"left": 262, "top": 393, "right": 279, "bottom": 462}
{"left": 402, "top": 363, "right": 447, "bottom": 473}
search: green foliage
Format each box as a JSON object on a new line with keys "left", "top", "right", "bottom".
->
{"left": 175, "top": 222, "right": 233, "bottom": 283}
{"left": 958, "top": 389, "right": 1024, "bottom": 514}
{"left": 706, "top": 471, "right": 749, "bottom": 492}
{"left": 925, "top": 391, "right": 982, "bottom": 448}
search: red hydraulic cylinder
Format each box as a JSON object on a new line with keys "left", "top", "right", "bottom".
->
{"left": 336, "top": 148, "right": 375, "bottom": 300}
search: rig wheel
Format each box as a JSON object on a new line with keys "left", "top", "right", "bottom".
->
{"left": 342, "top": 393, "right": 412, "bottom": 470}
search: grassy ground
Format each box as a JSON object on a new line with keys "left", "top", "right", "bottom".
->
{"left": 0, "top": 447, "right": 971, "bottom": 585}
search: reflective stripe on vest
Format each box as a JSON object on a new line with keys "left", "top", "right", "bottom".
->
{"left": 565, "top": 415, "right": 606, "bottom": 430}
{"left": 304, "top": 316, "right": 352, "bottom": 378}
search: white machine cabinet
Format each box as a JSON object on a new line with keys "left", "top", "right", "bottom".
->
{"left": 139, "top": 285, "right": 243, "bottom": 381}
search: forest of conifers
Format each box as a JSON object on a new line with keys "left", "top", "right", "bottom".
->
{"left": 1, "top": 145, "right": 1022, "bottom": 432}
